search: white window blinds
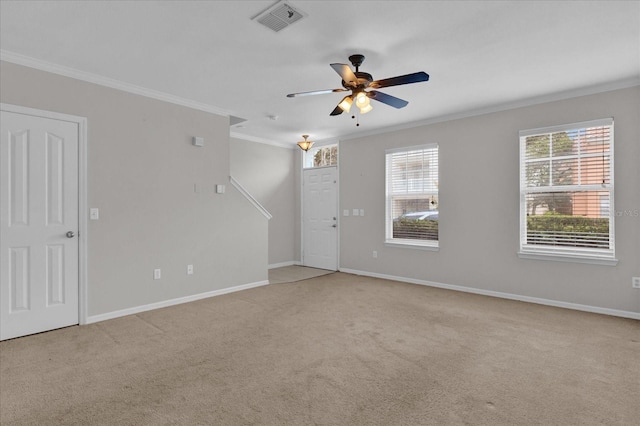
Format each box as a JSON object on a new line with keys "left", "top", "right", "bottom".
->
{"left": 519, "top": 118, "right": 615, "bottom": 261}
{"left": 386, "top": 144, "right": 439, "bottom": 247}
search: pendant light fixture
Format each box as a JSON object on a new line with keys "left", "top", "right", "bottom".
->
{"left": 355, "top": 91, "right": 372, "bottom": 114}
{"left": 297, "top": 134, "right": 314, "bottom": 151}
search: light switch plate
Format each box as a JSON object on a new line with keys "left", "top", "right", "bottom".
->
{"left": 343, "top": 209, "right": 349, "bottom": 216}
{"left": 352, "top": 209, "right": 359, "bottom": 216}
{"left": 216, "top": 184, "right": 225, "bottom": 194}
{"left": 90, "top": 208, "right": 99, "bottom": 220}
{"left": 192, "top": 136, "right": 204, "bottom": 147}
{"left": 360, "top": 209, "right": 365, "bottom": 216}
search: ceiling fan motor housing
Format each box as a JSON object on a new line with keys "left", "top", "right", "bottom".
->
{"left": 349, "top": 54, "right": 365, "bottom": 69}
{"left": 342, "top": 72, "right": 373, "bottom": 89}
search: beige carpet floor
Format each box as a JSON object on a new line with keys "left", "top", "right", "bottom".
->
{"left": 268, "top": 265, "right": 334, "bottom": 284}
{"left": 1, "top": 272, "right": 638, "bottom": 425}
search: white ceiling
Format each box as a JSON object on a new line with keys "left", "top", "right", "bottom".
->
{"left": 1, "top": 1, "right": 639, "bottom": 147}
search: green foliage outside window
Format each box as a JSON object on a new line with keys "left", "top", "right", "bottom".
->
{"left": 392, "top": 219, "right": 439, "bottom": 241}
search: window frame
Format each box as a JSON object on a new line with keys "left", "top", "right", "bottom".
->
{"left": 303, "top": 143, "right": 338, "bottom": 169}
{"left": 385, "top": 143, "right": 439, "bottom": 250}
{"left": 518, "top": 118, "right": 617, "bottom": 265}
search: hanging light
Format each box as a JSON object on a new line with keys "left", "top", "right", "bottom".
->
{"left": 355, "top": 91, "right": 368, "bottom": 107}
{"left": 359, "top": 103, "right": 373, "bottom": 114}
{"left": 297, "top": 134, "right": 314, "bottom": 151}
{"left": 355, "top": 91, "right": 372, "bottom": 114}
{"left": 338, "top": 96, "right": 353, "bottom": 113}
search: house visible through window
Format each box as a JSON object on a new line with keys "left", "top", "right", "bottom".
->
{"left": 519, "top": 118, "right": 615, "bottom": 263}
{"left": 385, "top": 144, "right": 439, "bottom": 248}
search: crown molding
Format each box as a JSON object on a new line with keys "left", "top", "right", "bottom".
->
{"left": 229, "top": 131, "right": 295, "bottom": 149}
{"left": 340, "top": 76, "right": 640, "bottom": 142}
{"left": 0, "top": 50, "right": 232, "bottom": 117}
{"left": 3, "top": 50, "right": 637, "bottom": 147}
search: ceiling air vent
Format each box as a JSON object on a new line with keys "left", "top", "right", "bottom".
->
{"left": 253, "top": 1, "right": 305, "bottom": 32}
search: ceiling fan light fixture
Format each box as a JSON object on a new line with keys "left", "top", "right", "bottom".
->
{"left": 359, "top": 103, "right": 373, "bottom": 114}
{"left": 287, "top": 54, "right": 429, "bottom": 121}
{"left": 338, "top": 96, "right": 353, "bottom": 112}
{"left": 355, "top": 91, "right": 369, "bottom": 108}
{"left": 297, "top": 134, "right": 314, "bottom": 151}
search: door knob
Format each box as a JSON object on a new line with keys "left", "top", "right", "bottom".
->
{"left": 66, "top": 231, "right": 75, "bottom": 238}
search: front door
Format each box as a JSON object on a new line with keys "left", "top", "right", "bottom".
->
{"left": 1, "top": 110, "right": 79, "bottom": 340}
{"left": 302, "top": 167, "right": 337, "bottom": 271}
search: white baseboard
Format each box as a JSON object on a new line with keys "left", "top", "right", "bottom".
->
{"left": 339, "top": 268, "right": 640, "bottom": 320}
{"left": 268, "top": 261, "right": 301, "bottom": 269}
{"left": 85, "top": 280, "right": 270, "bottom": 325}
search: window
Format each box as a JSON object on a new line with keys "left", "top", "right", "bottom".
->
{"left": 385, "top": 144, "right": 439, "bottom": 248}
{"left": 519, "top": 118, "right": 616, "bottom": 264}
{"left": 303, "top": 144, "right": 337, "bottom": 168}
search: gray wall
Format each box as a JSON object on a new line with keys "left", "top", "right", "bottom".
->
{"left": 1, "top": 61, "right": 269, "bottom": 318}
{"left": 339, "top": 87, "right": 640, "bottom": 315}
{"left": 230, "top": 137, "right": 300, "bottom": 266}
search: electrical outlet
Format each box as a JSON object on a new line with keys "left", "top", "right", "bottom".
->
{"left": 187, "top": 264, "right": 194, "bottom": 275}
{"left": 632, "top": 277, "right": 640, "bottom": 289}
{"left": 372, "top": 251, "right": 378, "bottom": 258}
{"left": 153, "top": 269, "right": 161, "bottom": 280}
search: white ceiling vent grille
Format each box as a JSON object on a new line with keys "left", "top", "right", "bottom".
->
{"left": 253, "top": 2, "right": 305, "bottom": 32}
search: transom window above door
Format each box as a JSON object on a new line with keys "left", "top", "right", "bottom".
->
{"left": 304, "top": 144, "right": 338, "bottom": 168}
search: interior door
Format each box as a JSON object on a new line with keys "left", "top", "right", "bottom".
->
{"left": 1, "top": 110, "right": 79, "bottom": 340}
{"left": 303, "top": 167, "right": 337, "bottom": 271}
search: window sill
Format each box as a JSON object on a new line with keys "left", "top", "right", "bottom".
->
{"left": 385, "top": 240, "right": 439, "bottom": 251}
{"left": 517, "top": 251, "right": 618, "bottom": 266}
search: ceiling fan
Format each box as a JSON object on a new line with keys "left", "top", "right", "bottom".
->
{"left": 286, "top": 54, "right": 429, "bottom": 117}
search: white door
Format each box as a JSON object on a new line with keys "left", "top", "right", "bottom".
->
{"left": 303, "top": 167, "right": 337, "bottom": 271}
{"left": 1, "top": 110, "right": 79, "bottom": 340}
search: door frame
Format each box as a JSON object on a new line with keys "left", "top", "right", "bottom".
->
{"left": 300, "top": 153, "right": 340, "bottom": 271}
{"left": 1, "top": 103, "right": 88, "bottom": 326}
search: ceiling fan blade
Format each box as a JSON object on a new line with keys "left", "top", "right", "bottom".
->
{"left": 330, "top": 63, "right": 358, "bottom": 87}
{"left": 369, "top": 71, "right": 429, "bottom": 89}
{"left": 330, "top": 104, "right": 344, "bottom": 116}
{"left": 287, "top": 88, "right": 349, "bottom": 98}
{"left": 368, "top": 90, "right": 409, "bottom": 109}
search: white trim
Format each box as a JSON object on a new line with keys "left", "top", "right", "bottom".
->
{"left": 385, "top": 142, "right": 438, "bottom": 155}
{"left": 268, "top": 261, "right": 302, "bottom": 269}
{"left": 0, "top": 103, "right": 89, "bottom": 326}
{"left": 517, "top": 251, "right": 618, "bottom": 266}
{"left": 519, "top": 117, "right": 614, "bottom": 138}
{"left": 384, "top": 241, "right": 439, "bottom": 251}
{"left": 518, "top": 119, "right": 615, "bottom": 262}
{"left": 340, "top": 79, "right": 639, "bottom": 143}
{"left": 339, "top": 268, "right": 639, "bottom": 320}
{"left": 386, "top": 144, "right": 439, "bottom": 245}
{"left": 230, "top": 132, "right": 295, "bottom": 149}
{"left": 78, "top": 117, "right": 89, "bottom": 326}
{"left": 86, "top": 280, "right": 269, "bottom": 324}
{"left": 229, "top": 176, "right": 272, "bottom": 220}
{"left": 1, "top": 50, "right": 230, "bottom": 117}
{"left": 5, "top": 50, "right": 637, "bottom": 149}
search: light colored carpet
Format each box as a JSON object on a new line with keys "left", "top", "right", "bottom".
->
{"left": 268, "top": 265, "right": 334, "bottom": 284}
{"left": 1, "top": 272, "right": 638, "bottom": 425}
